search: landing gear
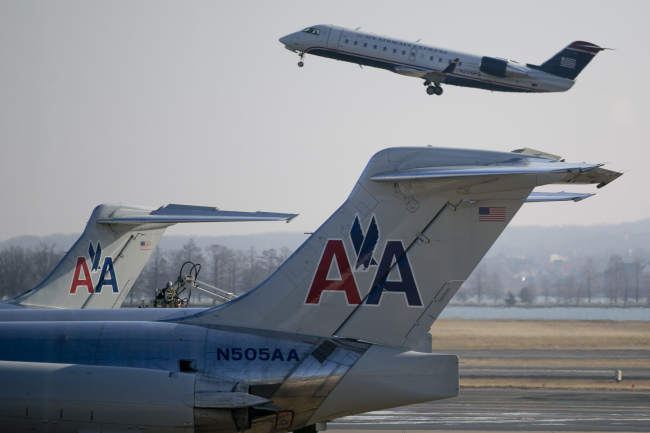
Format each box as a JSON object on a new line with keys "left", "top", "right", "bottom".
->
{"left": 424, "top": 80, "right": 443, "bottom": 96}
{"left": 298, "top": 52, "right": 305, "bottom": 67}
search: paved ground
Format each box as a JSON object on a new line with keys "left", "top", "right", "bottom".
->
{"left": 330, "top": 387, "right": 650, "bottom": 432}
{"left": 451, "top": 349, "right": 650, "bottom": 384}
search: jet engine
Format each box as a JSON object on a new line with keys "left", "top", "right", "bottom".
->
{"left": 479, "top": 56, "right": 528, "bottom": 78}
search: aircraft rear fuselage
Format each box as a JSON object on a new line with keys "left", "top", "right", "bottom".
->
{"left": 0, "top": 319, "right": 457, "bottom": 433}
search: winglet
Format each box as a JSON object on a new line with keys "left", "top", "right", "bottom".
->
{"left": 442, "top": 58, "right": 459, "bottom": 74}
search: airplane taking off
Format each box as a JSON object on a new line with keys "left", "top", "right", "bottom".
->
{"left": 280, "top": 25, "right": 606, "bottom": 95}
{"left": 0, "top": 146, "right": 620, "bottom": 432}
{"left": 1, "top": 204, "right": 296, "bottom": 310}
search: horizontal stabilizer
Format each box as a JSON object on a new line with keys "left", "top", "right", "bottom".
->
{"left": 370, "top": 161, "right": 601, "bottom": 182}
{"left": 525, "top": 191, "right": 594, "bottom": 202}
{"left": 99, "top": 204, "right": 297, "bottom": 224}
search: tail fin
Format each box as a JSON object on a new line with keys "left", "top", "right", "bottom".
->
{"left": 183, "top": 147, "right": 620, "bottom": 350}
{"left": 534, "top": 41, "right": 605, "bottom": 80}
{"left": 5, "top": 204, "right": 296, "bottom": 310}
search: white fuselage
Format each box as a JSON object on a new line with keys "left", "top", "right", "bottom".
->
{"left": 280, "top": 24, "right": 574, "bottom": 93}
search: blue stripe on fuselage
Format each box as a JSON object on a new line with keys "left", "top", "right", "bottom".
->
{"left": 305, "top": 47, "right": 544, "bottom": 93}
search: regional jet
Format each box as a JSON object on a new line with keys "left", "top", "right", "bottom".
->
{"left": 280, "top": 25, "right": 606, "bottom": 95}
{"left": 0, "top": 146, "right": 620, "bottom": 432}
{"left": 1, "top": 204, "right": 296, "bottom": 310}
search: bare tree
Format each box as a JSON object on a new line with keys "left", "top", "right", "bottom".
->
{"left": 634, "top": 258, "right": 643, "bottom": 303}
{"left": 206, "top": 244, "right": 229, "bottom": 289}
{"left": 606, "top": 255, "right": 624, "bottom": 305}
{"left": 583, "top": 259, "right": 595, "bottom": 303}
{"left": 0, "top": 246, "right": 31, "bottom": 299}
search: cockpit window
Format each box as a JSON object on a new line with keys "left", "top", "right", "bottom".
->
{"left": 301, "top": 27, "right": 320, "bottom": 35}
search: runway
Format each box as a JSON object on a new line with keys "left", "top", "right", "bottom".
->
{"left": 329, "top": 388, "right": 650, "bottom": 432}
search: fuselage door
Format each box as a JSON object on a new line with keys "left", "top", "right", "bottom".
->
{"left": 327, "top": 26, "right": 344, "bottom": 51}
{"left": 409, "top": 47, "right": 418, "bottom": 62}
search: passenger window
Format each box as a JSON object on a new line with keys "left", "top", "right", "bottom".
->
{"left": 345, "top": 39, "right": 349, "bottom": 44}
{"left": 393, "top": 49, "right": 397, "bottom": 53}
{"left": 430, "top": 56, "right": 434, "bottom": 61}
{"left": 363, "top": 43, "right": 367, "bottom": 47}
{"left": 383, "top": 47, "right": 387, "bottom": 51}
{"left": 420, "top": 54, "right": 424, "bottom": 59}
{"left": 402, "top": 50, "right": 406, "bottom": 55}
{"left": 354, "top": 41, "right": 358, "bottom": 45}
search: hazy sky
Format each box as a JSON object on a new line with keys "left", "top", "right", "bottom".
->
{"left": 0, "top": 1, "right": 647, "bottom": 242}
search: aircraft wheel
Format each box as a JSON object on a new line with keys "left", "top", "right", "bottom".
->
{"left": 434, "top": 86, "right": 443, "bottom": 96}
{"left": 426, "top": 86, "right": 435, "bottom": 95}
{"left": 298, "top": 61, "right": 304, "bottom": 67}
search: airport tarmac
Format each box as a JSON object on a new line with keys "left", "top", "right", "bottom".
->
{"left": 329, "top": 387, "right": 650, "bottom": 432}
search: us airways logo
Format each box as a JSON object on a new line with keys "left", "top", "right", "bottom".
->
{"left": 69, "top": 242, "right": 118, "bottom": 294}
{"left": 305, "top": 215, "right": 422, "bottom": 306}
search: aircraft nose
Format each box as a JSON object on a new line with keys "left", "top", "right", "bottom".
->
{"left": 279, "top": 35, "right": 291, "bottom": 46}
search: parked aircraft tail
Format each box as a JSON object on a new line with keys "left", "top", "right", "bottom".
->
{"left": 5, "top": 204, "right": 296, "bottom": 309}
{"left": 182, "top": 147, "right": 621, "bottom": 350}
{"left": 533, "top": 41, "right": 606, "bottom": 80}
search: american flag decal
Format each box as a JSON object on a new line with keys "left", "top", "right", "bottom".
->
{"left": 479, "top": 207, "right": 506, "bottom": 222}
{"left": 140, "top": 241, "right": 152, "bottom": 250}
{"left": 560, "top": 56, "right": 576, "bottom": 69}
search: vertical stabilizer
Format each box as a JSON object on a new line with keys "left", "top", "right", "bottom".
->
{"left": 5, "top": 205, "right": 297, "bottom": 310}
{"left": 7, "top": 205, "right": 168, "bottom": 309}
{"left": 182, "top": 147, "right": 615, "bottom": 349}
{"left": 535, "top": 41, "right": 605, "bottom": 80}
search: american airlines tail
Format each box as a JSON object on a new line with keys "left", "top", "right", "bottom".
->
{"left": 534, "top": 41, "right": 606, "bottom": 80}
{"left": 182, "top": 147, "right": 621, "bottom": 350}
{"left": 4, "top": 204, "right": 297, "bottom": 310}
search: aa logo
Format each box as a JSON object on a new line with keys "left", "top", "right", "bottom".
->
{"left": 306, "top": 215, "right": 421, "bottom": 306}
{"left": 69, "top": 242, "right": 118, "bottom": 294}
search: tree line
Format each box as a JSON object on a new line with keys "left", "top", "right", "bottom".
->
{"left": 1, "top": 240, "right": 648, "bottom": 307}
{"left": 128, "top": 240, "right": 293, "bottom": 306}
{"left": 0, "top": 240, "right": 292, "bottom": 305}
{"left": 461, "top": 254, "right": 649, "bottom": 306}
{"left": 0, "top": 243, "right": 63, "bottom": 300}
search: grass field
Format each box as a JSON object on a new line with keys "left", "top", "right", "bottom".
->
{"left": 430, "top": 319, "right": 650, "bottom": 351}
{"left": 429, "top": 319, "right": 650, "bottom": 391}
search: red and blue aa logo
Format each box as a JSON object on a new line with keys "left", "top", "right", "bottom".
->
{"left": 69, "top": 242, "right": 118, "bottom": 294}
{"left": 305, "top": 215, "right": 421, "bottom": 306}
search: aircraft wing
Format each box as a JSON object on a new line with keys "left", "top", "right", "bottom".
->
{"left": 394, "top": 59, "right": 459, "bottom": 84}
{"left": 98, "top": 204, "right": 298, "bottom": 224}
